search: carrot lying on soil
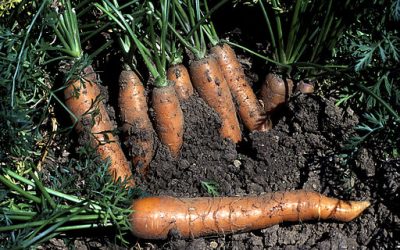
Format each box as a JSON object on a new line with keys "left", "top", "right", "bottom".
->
{"left": 64, "top": 66, "right": 134, "bottom": 186}
{"left": 130, "top": 190, "right": 370, "bottom": 239}
{"left": 260, "top": 73, "right": 294, "bottom": 113}
{"left": 118, "top": 69, "right": 154, "bottom": 174}
{"left": 167, "top": 63, "right": 194, "bottom": 100}
{"left": 211, "top": 43, "right": 271, "bottom": 131}
{"left": 190, "top": 55, "right": 242, "bottom": 143}
{"left": 152, "top": 83, "right": 184, "bottom": 158}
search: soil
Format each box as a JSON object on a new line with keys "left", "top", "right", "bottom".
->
{"left": 44, "top": 76, "right": 399, "bottom": 250}
{"left": 44, "top": 5, "right": 399, "bottom": 249}
{"left": 119, "top": 92, "right": 398, "bottom": 249}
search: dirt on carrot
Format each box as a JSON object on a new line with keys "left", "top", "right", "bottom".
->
{"left": 152, "top": 84, "right": 184, "bottom": 158}
{"left": 130, "top": 190, "right": 370, "bottom": 240}
{"left": 118, "top": 69, "right": 155, "bottom": 175}
{"left": 167, "top": 64, "right": 194, "bottom": 100}
{"left": 211, "top": 43, "right": 271, "bottom": 132}
{"left": 189, "top": 55, "right": 242, "bottom": 143}
{"left": 64, "top": 65, "right": 134, "bottom": 186}
{"left": 260, "top": 73, "right": 294, "bottom": 113}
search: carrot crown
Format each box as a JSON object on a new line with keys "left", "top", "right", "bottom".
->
{"left": 51, "top": 0, "right": 82, "bottom": 59}
{"left": 96, "top": 0, "right": 172, "bottom": 88}
{"left": 168, "top": 0, "right": 230, "bottom": 60}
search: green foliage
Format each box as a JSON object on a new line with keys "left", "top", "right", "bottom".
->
{"left": 0, "top": 1, "right": 51, "bottom": 173}
{"left": 0, "top": 164, "right": 140, "bottom": 249}
{"left": 0, "top": 0, "right": 22, "bottom": 17}
{"left": 200, "top": 180, "right": 219, "bottom": 197}
{"left": 351, "top": 31, "right": 400, "bottom": 71}
{"left": 256, "top": 0, "right": 359, "bottom": 75}
{"left": 336, "top": 0, "right": 400, "bottom": 157}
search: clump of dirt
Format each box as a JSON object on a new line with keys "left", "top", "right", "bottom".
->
{"left": 131, "top": 93, "right": 398, "bottom": 249}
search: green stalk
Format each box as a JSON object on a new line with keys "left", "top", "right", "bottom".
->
{"left": 288, "top": 28, "right": 310, "bottom": 62}
{"left": 160, "top": 0, "right": 170, "bottom": 75}
{"left": 223, "top": 40, "right": 290, "bottom": 69}
{"left": 271, "top": 0, "right": 286, "bottom": 64}
{"left": 201, "top": 0, "right": 219, "bottom": 46}
{"left": 188, "top": 0, "right": 201, "bottom": 50}
{"left": 22, "top": 207, "right": 86, "bottom": 248}
{"left": 11, "top": 0, "right": 49, "bottom": 108}
{"left": 166, "top": 2, "right": 205, "bottom": 59}
{"left": 259, "top": 0, "right": 278, "bottom": 60}
{"left": 185, "top": 0, "right": 229, "bottom": 43}
{"left": 310, "top": 0, "right": 333, "bottom": 62}
{"left": 55, "top": 222, "right": 113, "bottom": 231}
{"left": 285, "top": 0, "right": 303, "bottom": 59}
{"left": 173, "top": 0, "right": 191, "bottom": 33}
{"left": 95, "top": 0, "right": 158, "bottom": 79}
{"left": 0, "top": 175, "right": 41, "bottom": 204}
{"left": 1, "top": 208, "right": 37, "bottom": 216}
{"left": 29, "top": 170, "right": 57, "bottom": 209}
{"left": 0, "top": 212, "right": 106, "bottom": 233}
{"left": 148, "top": 15, "right": 163, "bottom": 79}
{"left": 2, "top": 215, "right": 33, "bottom": 221}
{"left": 356, "top": 84, "right": 400, "bottom": 121}
{"left": 4, "top": 168, "right": 102, "bottom": 210}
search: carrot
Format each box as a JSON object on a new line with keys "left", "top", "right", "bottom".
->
{"left": 64, "top": 66, "right": 134, "bottom": 186}
{"left": 211, "top": 43, "right": 271, "bottom": 132}
{"left": 152, "top": 84, "right": 184, "bottom": 158}
{"left": 130, "top": 190, "right": 370, "bottom": 239}
{"left": 260, "top": 73, "right": 294, "bottom": 113}
{"left": 118, "top": 69, "right": 154, "bottom": 174}
{"left": 167, "top": 64, "right": 194, "bottom": 100}
{"left": 190, "top": 55, "right": 242, "bottom": 143}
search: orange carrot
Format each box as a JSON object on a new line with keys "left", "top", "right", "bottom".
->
{"left": 167, "top": 64, "right": 194, "bottom": 100}
{"left": 152, "top": 84, "right": 184, "bottom": 158}
{"left": 130, "top": 190, "right": 370, "bottom": 239}
{"left": 260, "top": 73, "right": 294, "bottom": 113}
{"left": 64, "top": 66, "right": 134, "bottom": 186}
{"left": 190, "top": 55, "right": 242, "bottom": 143}
{"left": 211, "top": 43, "right": 271, "bottom": 131}
{"left": 118, "top": 70, "right": 155, "bottom": 174}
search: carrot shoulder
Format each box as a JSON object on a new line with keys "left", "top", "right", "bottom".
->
{"left": 64, "top": 66, "right": 134, "bottom": 186}
{"left": 211, "top": 43, "right": 271, "bottom": 131}
{"left": 167, "top": 64, "right": 194, "bottom": 100}
{"left": 130, "top": 190, "right": 370, "bottom": 239}
{"left": 190, "top": 55, "right": 242, "bottom": 143}
{"left": 118, "top": 70, "right": 154, "bottom": 174}
{"left": 152, "top": 84, "right": 184, "bottom": 158}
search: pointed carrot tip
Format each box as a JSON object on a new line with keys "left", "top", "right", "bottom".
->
{"left": 344, "top": 200, "right": 371, "bottom": 222}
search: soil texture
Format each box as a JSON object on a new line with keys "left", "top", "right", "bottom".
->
{"left": 125, "top": 93, "right": 399, "bottom": 249}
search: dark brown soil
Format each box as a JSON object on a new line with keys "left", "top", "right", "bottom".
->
{"left": 123, "top": 92, "right": 399, "bottom": 249}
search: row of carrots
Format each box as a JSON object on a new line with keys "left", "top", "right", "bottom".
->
{"left": 64, "top": 1, "right": 301, "bottom": 187}
{"left": 65, "top": 44, "right": 296, "bottom": 186}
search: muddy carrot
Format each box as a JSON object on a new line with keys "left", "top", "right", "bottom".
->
{"left": 130, "top": 190, "right": 370, "bottom": 239}
{"left": 167, "top": 64, "right": 194, "bottom": 100}
{"left": 52, "top": 1, "right": 133, "bottom": 186}
{"left": 99, "top": 0, "right": 185, "bottom": 158}
{"left": 260, "top": 73, "right": 294, "bottom": 112}
{"left": 64, "top": 66, "right": 134, "bottom": 186}
{"left": 190, "top": 55, "right": 242, "bottom": 143}
{"left": 211, "top": 43, "right": 271, "bottom": 131}
{"left": 152, "top": 84, "right": 184, "bottom": 158}
{"left": 165, "top": 0, "right": 242, "bottom": 143}
{"left": 118, "top": 69, "right": 154, "bottom": 174}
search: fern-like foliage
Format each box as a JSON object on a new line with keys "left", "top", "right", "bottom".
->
{"left": 352, "top": 31, "right": 400, "bottom": 71}
{"left": 392, "top": 0, "right": 400, "bottom": 21}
